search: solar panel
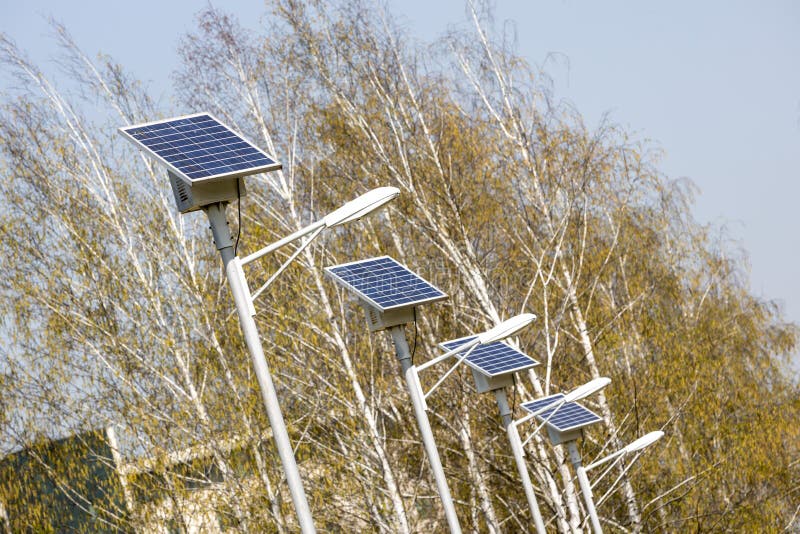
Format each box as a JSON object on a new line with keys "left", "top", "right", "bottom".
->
{"left": 521, "top": 394, "right": 602, "bottom": 433}
{"left": 119, "top": 113, "right": 281, "bottom": 184}
{"left": 439, "top": 335, "right": 539, "bottom": 377}
{"left": 325, "top": 256, "right": 447, "bottom": 311}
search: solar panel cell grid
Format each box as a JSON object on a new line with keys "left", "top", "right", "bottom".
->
{"left": 521, "top": 394, "right": 602, "bottom": 432}
{"left": 325, "top": 256, "right": 447, "bottom": 311}
{"left": 120, "top": 113, "right": 280, "bottom": 183}
{"left": 439, "top": 336, "right": 539, "bottom": 377}
{"left": 523, "top": 393, "right": 564, "bottom": 413}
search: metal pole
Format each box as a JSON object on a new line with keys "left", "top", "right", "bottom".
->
{"left": 493, "top": 388, "right": 513, "bottom": 428}
{"left": 566, "top": 440, "right": 602, "bottom": 534}
{"left": 205, "top": 203, "right": 316, "bottom": 534}
{"left": 389, "top": 326, "right": 462, "bottom": 534}
{"left": 494, "top": 390, "right": 547, "bottom": 534}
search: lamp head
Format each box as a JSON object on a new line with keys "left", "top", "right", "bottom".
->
{"left": 477, "top": 313, "right": 537, "bottom": 344}
{"left": 623, "top": 430, "right": 664, "bottom": 454}
{"left": 323, "top": 186, "right": 400, "bottom": 228}
{"left": 563, "top": 377, "right": 611, "bottom": 403}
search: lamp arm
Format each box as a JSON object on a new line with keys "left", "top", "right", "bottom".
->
{"left": 250, "top": 225, "right": 325, "bottom": 303}
{"left": 423, "top": 343, "right": 478, "bottom": 400}
{"left": 585, "top": 448, "right": 627, "bottom": 472}
{"left": 594, "top": 450, "right": 645, "bottom": 510}
{"left": 241, "top": 219, "right": 325, "bottom": 266}
{"left": 512, "top": 412, "right": 537, "bottom": 429}
{"left": 589, "top": 453, "right": 625, "bottom": 490}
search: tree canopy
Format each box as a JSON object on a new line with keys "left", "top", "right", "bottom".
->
{"left": 0, "top": 1, "right": 797, "bottom": 532}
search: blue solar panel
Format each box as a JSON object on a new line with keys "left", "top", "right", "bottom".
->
{"left": 521, "top": 394, "right": 602, "bottom": 432}
{"left": 119, "top": 113, "right": 281, "bottom": 183}
{"left": 439, "top": 335, "right": 539, "bottom": 377}
{"left": 325, "top": 256, "right": 447, "bottom": 311}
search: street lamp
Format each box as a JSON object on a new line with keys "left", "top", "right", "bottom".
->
{"left": 407, "top": 313, "right": 537, "bottom": 533}
{"left": 325, "top": 257, "right": 466, "bottom": 531}
{"left": 202, "top": 188, "right": 397, "bottom": 534}
{"left": 433, "top": 329, "right": 542, "bottom": 532}
{"left": 509, "top": 377, "right": 610, "bottom": 534}
{"left": 120, "top": 113, "right": 399, "bottom": 534}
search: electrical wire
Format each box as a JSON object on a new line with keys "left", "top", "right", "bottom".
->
{"left": 411, "top": 307, "right": 418, "bottom": 364}
{"left": 511, "top": 374, "right": 518, "bottom": 414}
{"left": 234, "top": 180, "right": 242, "bottom": 256}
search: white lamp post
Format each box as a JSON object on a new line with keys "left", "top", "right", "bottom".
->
{"left": 404, "top": 313, "right": 537, "bottom": 534}
{"left": 325, "top": 256, "right": 462, "bottom": 531}
{"left": 435, "top": 316, "right": 542, "bottom": 532}
{"left": 119, "top": 112, "right": 400, "bottom": 533}
{"left": 509, "top": 377, "right": 611, "bottom": 534}
{"left": 203, "top": 186, "right": 398, "bottom": 533}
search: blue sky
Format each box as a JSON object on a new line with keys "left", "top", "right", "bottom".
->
{"left": 2, "top": 0, "right": 799, "bottom": 364}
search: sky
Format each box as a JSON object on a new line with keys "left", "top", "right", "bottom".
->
{"left": 1, "top": 0, "right": 799, "bottom": 366}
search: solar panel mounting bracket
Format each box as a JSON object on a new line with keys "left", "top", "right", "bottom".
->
{"left": 546, "top": 426, "right": 584, "bottom": 446}
{"left": 362, "top": 302, "right": 415, "bottom": 332}
{"left": 471, "top": 368, "right": 514, "bottom": 393}
{"left": 169, "top": 171, "right": 247, "bottom": 214}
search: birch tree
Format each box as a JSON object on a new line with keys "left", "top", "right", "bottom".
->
{"left": 1, "top": 1, "right": 798, "bottom": 533}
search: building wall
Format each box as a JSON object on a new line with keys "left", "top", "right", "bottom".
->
{"left": 0, "top": 428, "right": 129, "bottom": 533}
